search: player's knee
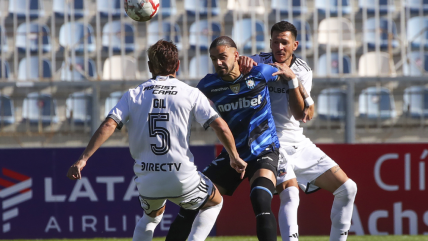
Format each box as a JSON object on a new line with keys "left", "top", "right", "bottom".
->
{"left": 279, "top": 186, "right": 299, "bottom": 204}
{"left": 334, "top": 179, "right": 357, "bottom": 200}
{"left": 250, "top": 177, "right": 275, "bottom": 215}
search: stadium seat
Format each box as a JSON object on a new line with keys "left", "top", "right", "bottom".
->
{"left": 407, "top": 16, "right": 428, "bottom": 49}
{"left": 271, "top": 0, "right": 308, "bottom": 15}
{"left": 359, "top": 87, "right": 396, "bottom": 119}
{"left": 318, "top": 17, "right": 356, "bottom": 49}
{"left": 66, "top": 92, "right": 92, "bottom": 123}
{"left": 189, "top": 20, "right": 221, "bottom": 50}
{"left": 317, "top": 88, "right": 346, "bottom": 120}
{"left": 405, "top": 0, "right": 428, "bottom": 14}
{"left": 147, "top": 21, "right": 182, "bottom": 50}
{"left": 283, "top": 19, "right": 312, "bottom": 51}
{"left": 8, "top": 0, "right": 44, "bottom": 18}
{"left": 227, "top": 0, "right": 266, "bottom": 15}
{"left": 159, "top": 0, "right": 177, "bottom": 17}
{"left": 316, "top": 0, "right": 352, "bottom": 15}
{"left": 53, "top": 0, "right": 87, "bottom": 18}
{"left": 60, "top": 57, "right": 97, "bottom": 81}
{"left": 102, "top": 21, "right": 135, "bottom": 53}
{"left": 104, "top": 91, "right": 125, "bottom": 117}
{"left": 358, "top": 52, "right": 396, "bottom": 76}
{"left": 103, "top": 56, "right": 139, "bottom": 80}
{"left": 364, "top": 17, "right": 398, "bottom": 49}
{"left": 18, "top": 57, "right": 52, "bottom": 81}
{"left": 0, "top": 95, "right": 14, "bottom": 125}
{"left": 97, "top": 0, "right": 126, "bottom": 18}
{"left": 317, "top": 53, "right": 351, "bottom": 76}
{"left": 22, "top": 92, "right": 59, "bottom": 124}
{"left": 189, "top": 55, "right": 215, "bottom": 79}
{"left": 0, "top": 60, "right": 10, "bottom": 80}
{"left": 16, "top": 23, "right": 51, "bottom": 53}
{"left": 359, "top": 0, "right": 395, "bottom": 14}
{"left": 403, "top": 86, "right": 428, "bottom": 118}
{"left": 59, "top": 23, "right": 96, "bottom": 53}
{"left": 185, "top": 0, "right": 220, "bottom": 16}
{"left": 232, "top": 19, "right": 265, "bottom": 51}
{"left": 403, "top": 51, "right": 428, "bottom": 76}
{"left": 0, "top": 25, "right": 8, "bottom": 54}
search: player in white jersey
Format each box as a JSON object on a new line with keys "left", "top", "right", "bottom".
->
{"left": 67, "top": 40, "right": 246, "bottom": 241}
{"left": 239, "top": 21, "right": 358, "bottom": 241}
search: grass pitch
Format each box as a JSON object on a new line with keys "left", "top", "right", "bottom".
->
{"left": 7, "top": 236, "right": 428, "bottom": 241}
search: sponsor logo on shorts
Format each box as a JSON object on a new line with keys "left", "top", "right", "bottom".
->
{"left": 317, "top": 155, "right": 327, "bottom": 163}
{"left": 278, "top": 168, "right": 287, "bottom": 176}
{"left": 262, "top": 156, "right": 273, "bottom": 162}
{"left": 140, "top": 162, "right": 181, "bottom": 172}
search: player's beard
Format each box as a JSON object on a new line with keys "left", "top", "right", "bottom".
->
{"left": 216, "top": 62, "right": 234, "bottom": 77}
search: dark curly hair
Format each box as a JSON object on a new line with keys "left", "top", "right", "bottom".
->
{"left": 271, "top": 21, "right": 298, "bottom": 40}
{"left": 148, "top": 40, "right": 179, "bottom": 76}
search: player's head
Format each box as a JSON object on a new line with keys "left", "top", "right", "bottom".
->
{"left": 148, "top": 40, "right": 180, "bottom": 77}
{"left": 270, "top": 21, "right": 299, "bottom": 64}
{"left": 209, "top": 36, "right": 239, "bottom": 78}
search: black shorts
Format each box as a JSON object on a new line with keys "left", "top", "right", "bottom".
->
{"left": 202, "top": 149, "right": 279, "bottom": 196}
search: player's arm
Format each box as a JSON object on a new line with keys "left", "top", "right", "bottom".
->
{"left": 210, "top": 117, "right": 247, "bottom": 179}
{"left": 66, "top": 118, "right": 117, "bottom": 180}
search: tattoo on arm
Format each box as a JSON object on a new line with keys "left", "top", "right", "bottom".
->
{"left": 297, "top": 79, "right": 309, "bottom": 99}
{"left": 333, "top": 166, "right": 342, "bottom": 174}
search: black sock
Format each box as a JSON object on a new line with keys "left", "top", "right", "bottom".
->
{"left": 165, "top": 207, "right": 199, "bottom": 241}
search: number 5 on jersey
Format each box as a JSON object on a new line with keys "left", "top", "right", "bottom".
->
{"left": 149, "top": 113, "right": 170, "bottom": 155}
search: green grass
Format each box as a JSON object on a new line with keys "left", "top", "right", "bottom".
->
{"left": 6, "top": 236, "right": 428, "bottom": 241}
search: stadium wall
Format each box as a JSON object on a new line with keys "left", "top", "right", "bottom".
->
{"left": 0, "top": 144, "right": 427, "bottom": 239}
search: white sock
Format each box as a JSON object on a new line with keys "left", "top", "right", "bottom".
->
{"left": 278, "top": 186, "right": 299, "bottom": 241}
{"left": 330, "top": 179, "right": 357, "bottom": 241}
{"left": 133, "top": 213, "right": 163, "bottom": 241}
{"left": 188, "top": 198, "right": 223, "bottom": 241}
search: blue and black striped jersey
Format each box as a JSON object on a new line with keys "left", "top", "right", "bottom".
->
{"left": 197, "top": 64, "right": 281, "bottom": 162}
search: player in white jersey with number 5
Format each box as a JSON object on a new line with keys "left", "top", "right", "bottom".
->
{"left": 239, "top": 21, "right": 358, "bottom": 241}
{"left": 66, "top": 40, "right": 246, "bottom": 241}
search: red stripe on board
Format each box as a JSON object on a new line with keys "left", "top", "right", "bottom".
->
{"left": 3, "top": 168, "right": 30, "bottom": 181}
{"left": 0, "top": 177, "right": 14, "bottom": 188}
{"left": 148, "top": 0, "right": 159, "bottom": 18}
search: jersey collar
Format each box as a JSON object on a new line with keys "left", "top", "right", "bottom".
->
{"left": 215, "top": 73, "right": 244, "bottom": 84}
{"left": 272, "top": 53, "right": 297, "bottom": 68}
{"left": 155, "top": 75, "right": 175, "bottom": 81}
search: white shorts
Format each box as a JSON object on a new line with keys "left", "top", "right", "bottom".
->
{"left": 277, "top": 139, "right": 338, "bottom": 193}
{"left": 138, "top": 172, "right": 214, "bottom": 214}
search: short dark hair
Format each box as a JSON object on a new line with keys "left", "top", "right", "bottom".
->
{"left": 271, "top": 21, "right": 298, "bottom": 40}
{"left": 148, "top": 40, "right": 179, "bottom": 76}
{"left": 209, "top": 36, "right": 237, "bottom": 50}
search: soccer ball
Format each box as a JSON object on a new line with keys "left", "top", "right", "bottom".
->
{"left": 125, "top": 0, "right": 160, "bottom": 22}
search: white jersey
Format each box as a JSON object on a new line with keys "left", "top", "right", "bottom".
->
{"left": 265, "top": 55, "right": 313, "bottom": 145}
{"left": 108, "top": 76, "right": 219, "bottom": 198}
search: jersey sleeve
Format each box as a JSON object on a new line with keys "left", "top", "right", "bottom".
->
{"left": 107, "top": 91, "right": 130, "bottom": 130}
{"left": 257, "top": 64, "right": 280, "bottom": 83}
{"left": 192, "top": 89, "right": 219, "bottom": 130}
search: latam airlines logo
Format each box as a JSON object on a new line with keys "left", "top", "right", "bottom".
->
{"left": 0, "top": 168, "right": 32, "bottom": 233}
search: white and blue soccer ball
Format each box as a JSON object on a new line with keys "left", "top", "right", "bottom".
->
{"left": 125, "top": 0, "right": 159, "bottom": 22}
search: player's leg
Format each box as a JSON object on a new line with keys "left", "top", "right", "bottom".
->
{"left": 133, "top": 198, "right": 166, "bottom": 241}
{"left": 313, "top": 166, "right": 357, "bottom": 241}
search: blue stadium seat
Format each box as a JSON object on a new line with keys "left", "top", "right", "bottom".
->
{"left": 0, "top": 95, "right": 14, "bottom": 125}
{"left": 405, "top": 0, "right": 428, "bottom": 14}
{"left": 317, "top": 88, "right": 346, "bottom": 120}
{"left": 316, "top": 0, "right": 352, "bottom": 15}
{"left": 8, "top": 0, "right": 44, "bottom": 18}
{"left": 148, "top": 21, "right": 182, "bottom": 50}
{"left": 317, "top": 53, "right": 351, "bottom": 76}
{"left": 0, "top": 25, "right": 8, "bottom": 54}
{"left": 53, "top": 0, "right": 86, "bottom": 18}
{"left": 403, "top": 51, "right": 428, "bottom": 76}
{"left": 359, "top": 0, "right": 394, "bottom": 14}
{"left": 185, "top": 0, "right": 220, "bottom": 16}
{"left": 16, "top": 23, "right": 51, "bottom": 53}
{"left": 232, "top": 19, "right": 265, "bottom": 51}
{"left": 104, "top": 91, "right": 125, "bottom": 117}
{"left": 22, "top": 92, "right": 58, "bottom": 124}
{"left": 102, "top": 21, "right": 135, "bottom": 53}
{"left": 364, "top": 17, "right": 398, "bottom": 49}
{"left": 189, "top": 20, "right": 221, "bottom": 50}
{"left": 61, "top": 57, "right": 97, "bottom": 81}
{"left": 283, "top": 19, "right": 312, "bottom": 51}
{"left": 97, "top": 0, "right": 126, "bottom": 18}
{"left": 59, "top": 23, "right": 96, "bottom": 53}
{"left": 271, "top": 0, "right": 307, "bottom": 15}
{"left": 359, "top": 87, "right": 396, "bottom": 119}
{"left": 189, "top": 55, "right": 215, "bottom": 79}
{"left": 18, "top": 57, "right": 51, "bottom": 81}
{"left": 407, "top": 17, "right": 428, "bottom": 49}
{"left": 159, "top": 0, "right": 177, "bottom": 17}
{"left": 403, "top": 86, "right": 428, "bottom": 118}
{"left": 66, "top": 92, "right": 92, "bottom": 123}
{"left": 0, "top": 60, "right": 10, "bottom": 80}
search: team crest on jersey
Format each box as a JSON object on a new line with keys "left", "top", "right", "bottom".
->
{"left": 278, "top": 168, "right": 287, "bottom": 176}
{"left": 230, "top": 84, "right": 240, "bottom": 94}
{"left": 246, "top": 79, "right": 256, "bottom": 89}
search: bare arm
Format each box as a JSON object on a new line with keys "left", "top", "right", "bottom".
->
{"left": 66, "top": 118, "right": 118, "bottom": 180}
{"left": 210, "top": 117, "right": 247, "bottom": 179}
{"left": 238, "top": 56, "right": 258, "bottom": 74}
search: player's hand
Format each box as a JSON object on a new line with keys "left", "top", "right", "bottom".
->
{"left": 269, "top": 62, "right": 296, "bottom": 81}
{"left": 302, "top": 105, "right": 314, "bottom": 123}
{"left": 238, "top": 56, "right": 257, "bottom": 74}
{"left": 230, "top": 157, "right": 247, "bottom": 179}
{"left": 67, "top": 160, "right": 87, "bottom": 180}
